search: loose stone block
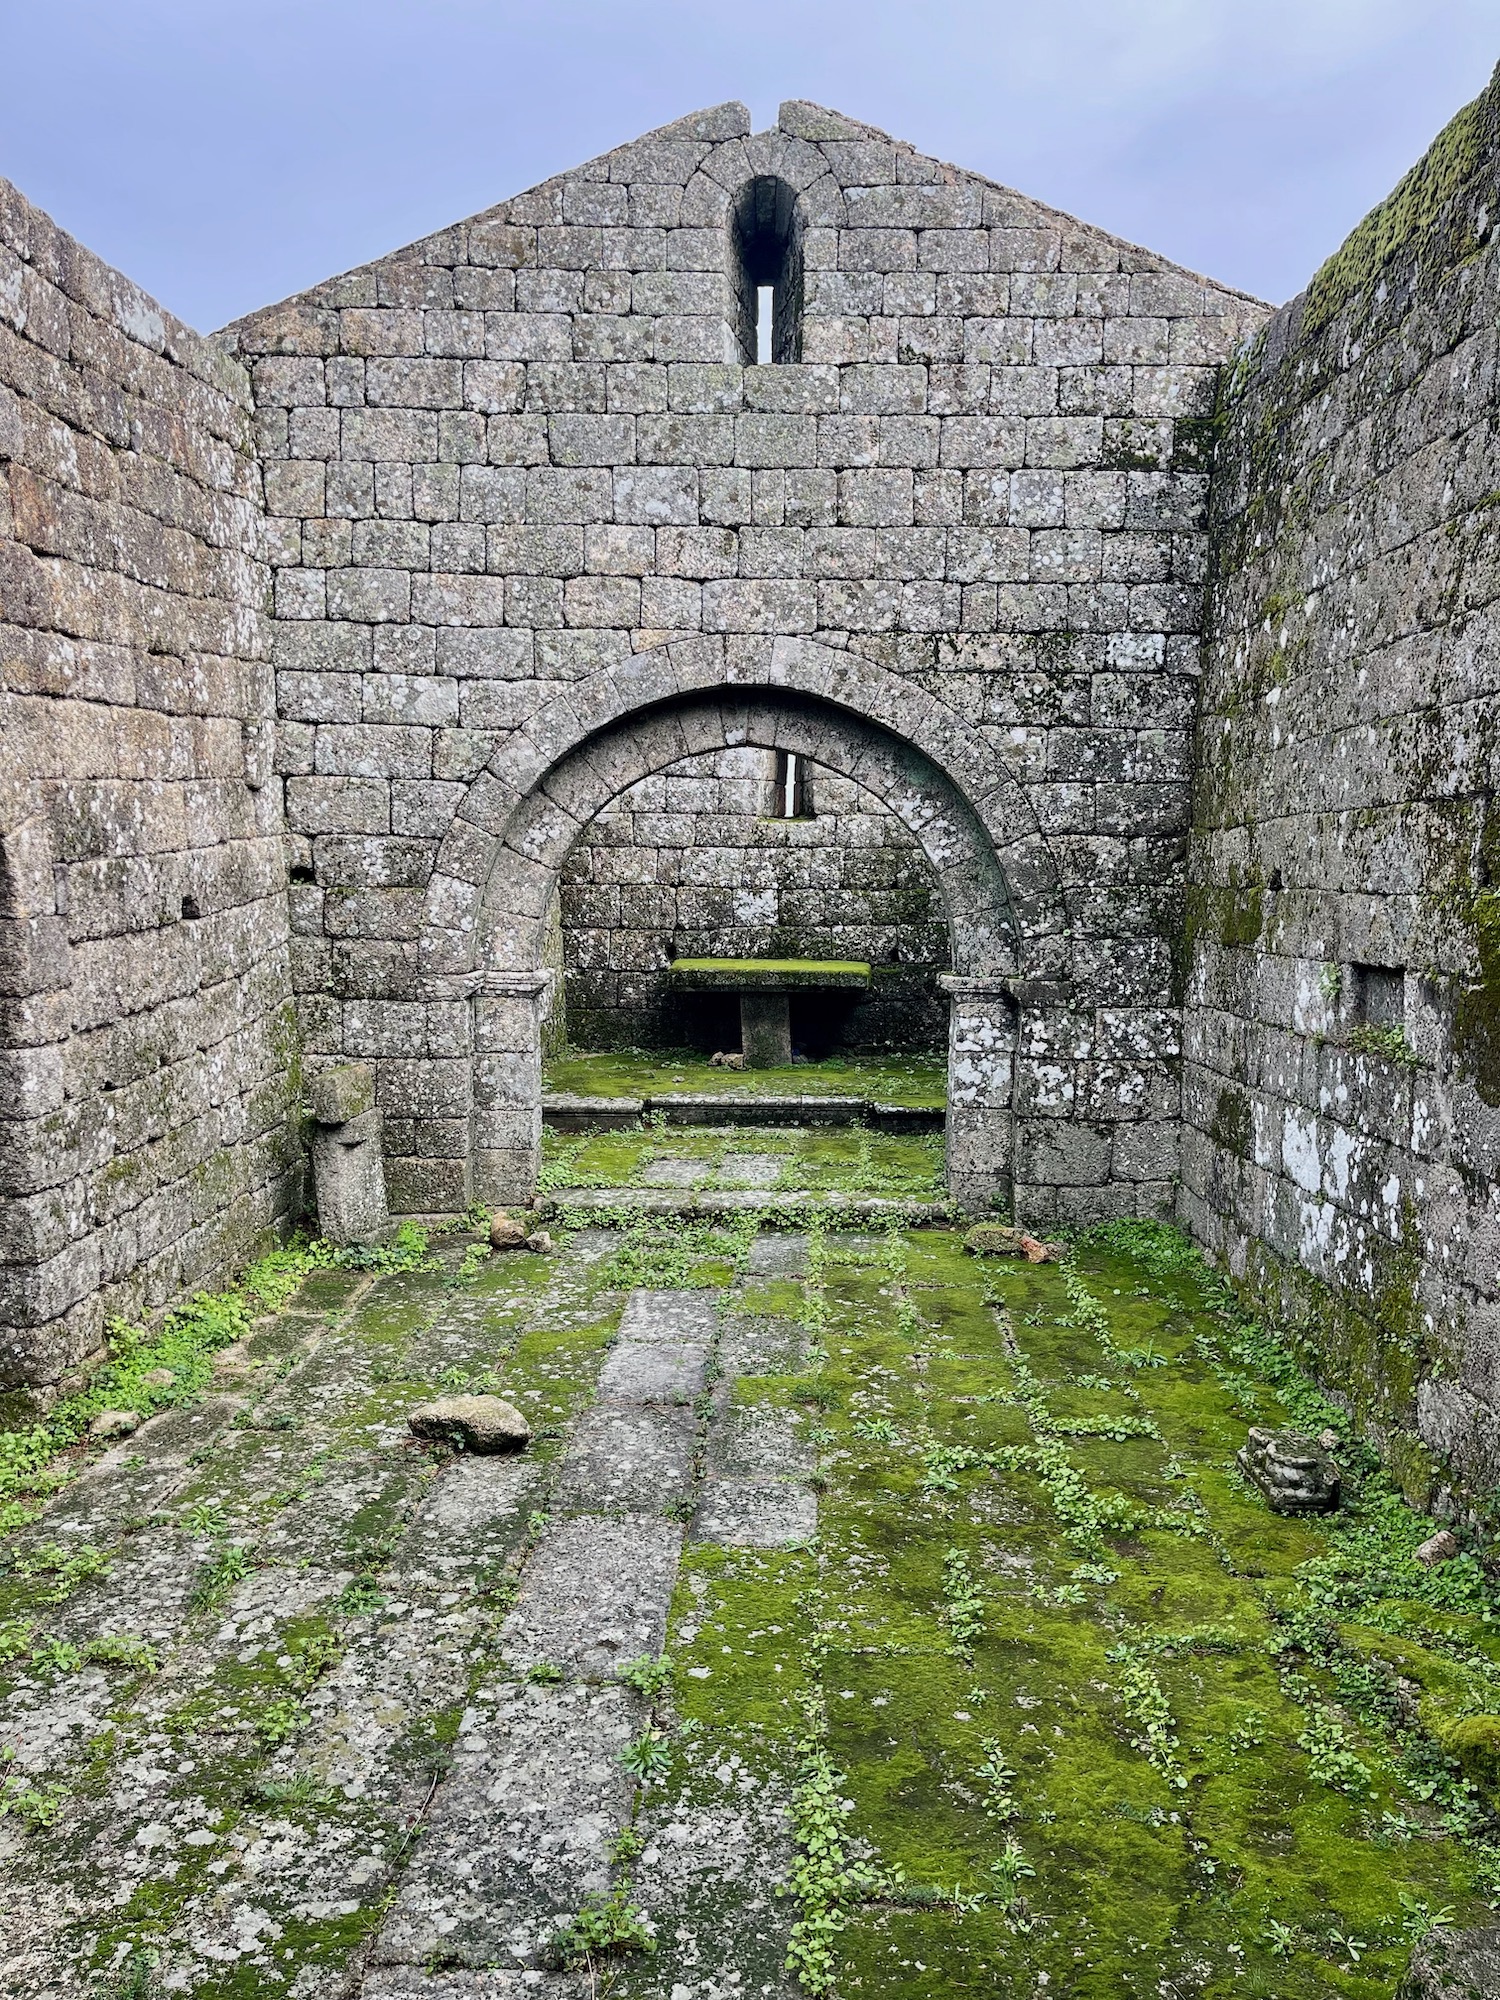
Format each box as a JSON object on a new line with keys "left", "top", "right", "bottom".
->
{"left": 406, "top": 1394, "right": 532, "bottom": 1452}
{"left": 312, "top": 1095, "right": 390, "bottom": 1247}
{"left": 1237, "top": 1428, "right": 1341, "bottom": 1515}
{"left": 310, "top": 1060, "right": 376, "bottom": 1124}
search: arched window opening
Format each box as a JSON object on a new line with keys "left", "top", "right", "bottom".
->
{"left": 731, "top": 176, "right": 803, "bottom": 365}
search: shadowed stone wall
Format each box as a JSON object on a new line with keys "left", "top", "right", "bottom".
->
{"left": 560, "top": 745, "right": 949, "bottom": 1051}
{"left": 221, "top": 96, "right": 1265, "bottom": 1223}
{"left": 0, "top": 180, "right": 299, "bottom": 1392}
{"left": 1183, "top": 68, "right": 1500, "bottom": 1510}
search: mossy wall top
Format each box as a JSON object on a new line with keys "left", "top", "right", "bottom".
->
{"left": 1182, "top": 62, "right": 1500, "bottom": 1508}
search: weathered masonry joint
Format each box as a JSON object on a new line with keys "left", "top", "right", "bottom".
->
{"left": 4, "top": 75, "right": 1500, "bottom": 1520}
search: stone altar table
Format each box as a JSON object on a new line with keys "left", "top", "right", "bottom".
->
{"left": 667, "top": 958, "right": 871, "bottom": 1067}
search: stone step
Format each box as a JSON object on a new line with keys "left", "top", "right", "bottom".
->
{"left": 541, "top": 1090, "right": 943, "bottom": 1133}
{"left": 534, "top": 1186, "right": 955, "bottom": 1223}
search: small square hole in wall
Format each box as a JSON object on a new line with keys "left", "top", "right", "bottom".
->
{"left": 1352, "top": 963, "right": 1404, "bottom": 1027}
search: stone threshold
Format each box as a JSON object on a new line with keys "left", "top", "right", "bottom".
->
{"left": 534, "top": 1187, "right": 956, "bottom": 1222}
{"left": 542, "top": 1090, "right": 944, "bottom": 1132}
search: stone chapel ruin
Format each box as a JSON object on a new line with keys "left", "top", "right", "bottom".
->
{"left": 5, "top": 75, "right": 1500, "bottom": 1515}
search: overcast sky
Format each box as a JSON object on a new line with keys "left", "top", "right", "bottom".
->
{"left": 2, "top": 1, "right": 1495, "bottom": 331}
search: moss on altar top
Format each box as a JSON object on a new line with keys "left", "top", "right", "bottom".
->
{"left": 668, "top": 958, "right": 872, "bottom": 989}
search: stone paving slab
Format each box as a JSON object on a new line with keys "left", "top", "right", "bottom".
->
{"left": 499, "top": 1517, "right": 683, "bottom": 1677}
{"left": 554, "top": 1403, "right": 698, "bottom": 1513}
{"left": 597, "top": 1339, "right": 708, "bottom": 1404}
{"left": 695, "top": 1479, "right": 819, "bottom": 1549}
{"left": 298, "top": 1600, "right": 485, "bottom": 1799}
{"left": 538, "top": 1189, "right": 951, "bottom": 1222}
{"left": 716, "top": 1154, "right": 784, "bottom": 1188}
{"left": 709, "top": 1404, "right": 817, "bottom": 1479}
{"left": 717, "top": 1314, "right": 807, "bottom": 1376}
{"left": 620, "top": 1779, "right": 800, "bottom": 2000}
{"left": 746, "top": 1233, "right": 810, "bottom": 1276}
{"left": 617, "top": 1291, "right": 721, "bottom": 1345}
{"left": 365, "top": 1971, "right": 590, "bottom": 1997}
{"left": 373, "top": 1679, "right": 637, "bottom": 1970}
{"left": 385, "top": 1453, "right": 542, "bottom": 1592}
{"left": 639, "top": 1156, "right": 709, "bottom": 1187}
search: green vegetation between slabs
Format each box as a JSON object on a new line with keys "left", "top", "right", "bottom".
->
{"left": 667, "top": 1219, "right": 1500, "bottom": 1999}
{"left": 1, "top": 1209, "right": 1498, "bottom": 1997}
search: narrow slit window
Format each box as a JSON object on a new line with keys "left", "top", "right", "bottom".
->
{"left": 768, "top": 749, "right": 813, "bottom": 820}
{"left": 731, "top": 176, "right": 803, "bottom": 365}
{"left": 756, "top": 286, "right": 774, "bottom": 365}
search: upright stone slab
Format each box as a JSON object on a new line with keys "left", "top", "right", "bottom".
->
{"left": 310, "top": 1063, "right": 389, "bottom": 1244}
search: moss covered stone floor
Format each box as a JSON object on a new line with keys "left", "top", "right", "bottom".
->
{"left": 542, "top": 1050, "right": 947, "bottom": 1109}
{"left": 538, "top": 1118, "right": 947, "bottom": 1207}
{"left": 2, "top": 1218, "right": 1499, "bottom": 1997}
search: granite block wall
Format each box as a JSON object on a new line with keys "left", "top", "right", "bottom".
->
{"left": 0, "top": 179, "right": 299, "bottom": 1393}
{"left": 560, "top": 744, "right": 949, "bottom": 1050}
{"left": 221, "top": 96, "right": 1265, "bottom": 1221}
{"left": 1183, "top": 67, "right": 1500, "bottom": 1508}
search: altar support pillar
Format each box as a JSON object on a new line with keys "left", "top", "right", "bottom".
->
{"left": 740, "top": 992, "right": 792, "bottom": 1066}
{"left": 940, "top": 975, "right": 1019, "bottom": 1215}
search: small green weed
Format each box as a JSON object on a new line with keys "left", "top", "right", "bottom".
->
{"left": 545, "top": 1887, "right": 655, "bottom": 1968}
{"left": 616, "top": 1653, "right": 673, "bottom": 1698}
{"left": 940, "top": 1546, "right": 985, "bottom": 1648}
{"left": 619, "top": 1729, "right": 673, "bottom": 1782}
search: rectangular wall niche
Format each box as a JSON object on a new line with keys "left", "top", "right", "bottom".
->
{"left": 1352, "top": 963, "right": 1405, "bottom": 1027}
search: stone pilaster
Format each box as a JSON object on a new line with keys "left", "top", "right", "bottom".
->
{"left": 940, "top": 975, "right": 1019, "bottom": 1215}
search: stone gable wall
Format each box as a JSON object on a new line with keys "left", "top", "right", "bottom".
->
{"left": 1184, "top": 68, "right": 1500, "bottom": 1508}
{"left": 560, "top": 745, "right": 949, "bottom": 1051}
{"left": 223, "top": 97, "right": 1266, "bottom": 1221}
{"left": 0, "top": 179, "right": 299, "bottom": 1392}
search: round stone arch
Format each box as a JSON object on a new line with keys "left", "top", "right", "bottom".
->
{"left": 423, "top": 635, "right": 1068, "bottom": 977}
{"left": 420, "top": 638, "right": 1070, "bottom": 1213}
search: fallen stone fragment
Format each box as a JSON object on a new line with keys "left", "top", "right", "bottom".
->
{"left": 964, "top": 1223, "right": 1027, "bottom": 1257}
{"left": 709, "top": 1050, "right": 745, "bottom": 1069}
{"left": 1317, "top": 1427, "right": 1341, "bottom": 1452}
{"left": 88, "top": 1408, "right": 141, "bottom": 1441}
{"left": 490, "top": 1212, "right": 529, "bottom": 1251}
{"left": 1416, "top": 1528, "right": 1460, "bottom": 1567}
{"left": 1020, "top": 1233, "right": 1062, "bottom": 1264}
{"left": 1396, "top": 1921, "right": 1500, "bottom": 1999}
{"left": 1436, "top": 1713, "right": 1500, "bottom": 1781}
{"left": 1237, "top": 1426, "right": 1340, "bottom": 1514}
{"left": 963, "top": 1223, "right": 1062, "bottom": 1262}
{"left": 140, "top": 1368, "right": 175, "bottom": 1391}
{"left": 525, "top": 1230, "right": 555, "bottom": 1254}
{"left": 407, "top": 1395, "right": 531, "bottom": 1453}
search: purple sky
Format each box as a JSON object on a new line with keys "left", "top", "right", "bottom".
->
{"left": 1, "top": 0, "right": 1494, "bottom": 330}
